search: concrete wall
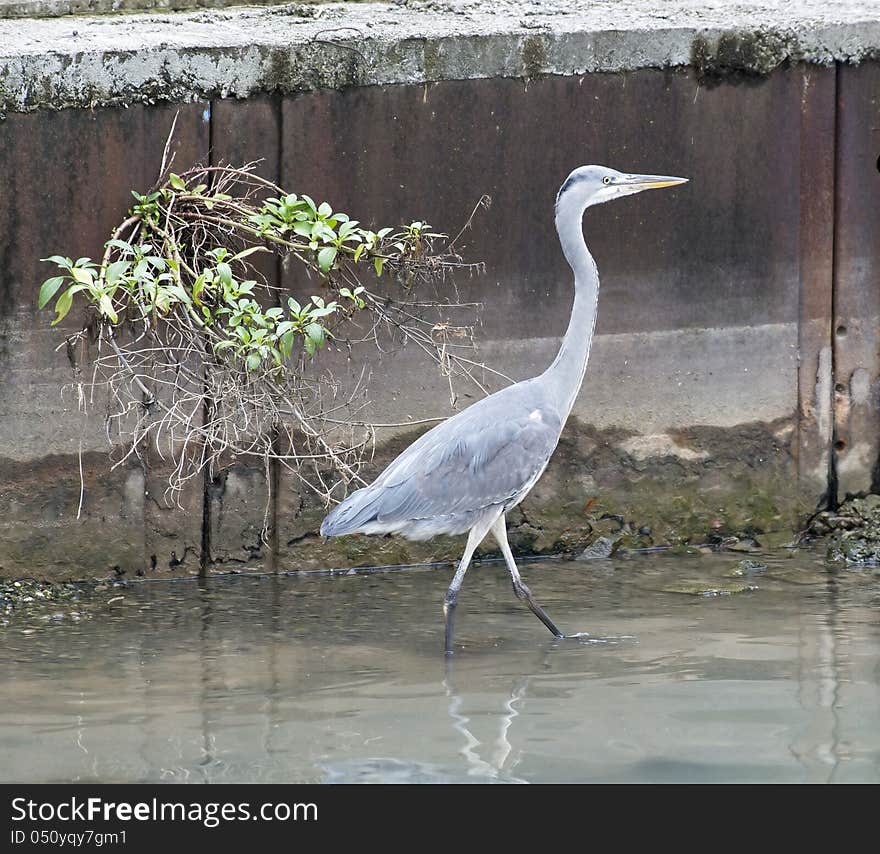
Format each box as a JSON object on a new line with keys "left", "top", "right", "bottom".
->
{"left": 0, "top": 0, "right": 328, "bottom": 19}
{"left": 1, "top": 2, "right": 879, "bottom": 578}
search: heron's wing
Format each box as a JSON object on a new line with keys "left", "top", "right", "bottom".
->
{"left": 369, "top": 401, "right": 563, "bottom": 524}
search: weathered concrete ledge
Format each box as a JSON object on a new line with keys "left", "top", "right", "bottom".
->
{"left": 0, "top": 0, "right": 336, "bottom": 21}
{"left": 1, "top": 1, "right": 880, "bottom": 113}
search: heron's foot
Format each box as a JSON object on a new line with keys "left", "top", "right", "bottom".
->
{"left": 512, "top": 580, "right": 564, "bottom": 639}
{"left": 443, "top": 595, "right": 457, "bottom": 657}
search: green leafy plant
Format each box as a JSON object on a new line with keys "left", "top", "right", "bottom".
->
{"left": 41, "top": 173, "right": 442, "bottom": 374}
{"left": 38, "top": 158, "right": 486, "bottom": 507}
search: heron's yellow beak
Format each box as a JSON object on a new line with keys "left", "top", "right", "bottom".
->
{"left": 621, "top": 174, "right": 689, "bottom": 191}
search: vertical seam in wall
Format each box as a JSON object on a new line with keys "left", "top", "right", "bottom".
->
{"left": 796, "top": 66, "right": 807, "bottom": 488}
{"left": 827, "top": 62, "right": 841, "bottom": 510}
{"left": 269, "top": 94, "right": 284, "bottom": 572}
{"left": 200, "top": 100, "right": 217, "bottom": 575}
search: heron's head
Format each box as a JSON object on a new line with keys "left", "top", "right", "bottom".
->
{"left": 555, "top": 165, "right": 688, "bottom": 216}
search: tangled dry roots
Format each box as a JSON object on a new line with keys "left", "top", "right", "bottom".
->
{"left": 56, "top": 152, "right": 493, "bottom": 531}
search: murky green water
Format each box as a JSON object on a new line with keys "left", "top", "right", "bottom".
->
{"left": 2, "top": 549, "right": 879, "bottom": 783}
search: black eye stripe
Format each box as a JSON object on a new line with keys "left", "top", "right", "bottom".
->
{"left": 558, "top": 174, "right": 581, "bottom": 196}
{"left": 555, "top": 173, "right": 584, "bottom": 206}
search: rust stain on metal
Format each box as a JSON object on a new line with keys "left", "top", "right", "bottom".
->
{"left": 3, "top": 63, "right": 880, "bottom": 575}
{"left": 279, "top": 70, "right": 803, "bottom": 338}
{"left": 832, "top": 63, "right": 880, "bottom": 499}
{"left": 0, "top": 103, "right": 210, "bottom": 574}
{"left": 796, "top": 65, "right": 836, "bottom": 499}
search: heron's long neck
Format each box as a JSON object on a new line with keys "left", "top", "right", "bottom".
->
{"left": 542, "top": 202, "right": 598, "bottom": 421}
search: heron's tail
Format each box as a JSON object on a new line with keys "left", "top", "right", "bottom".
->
{"left": 320, "top": 486, "right": 380, "bottom": 537}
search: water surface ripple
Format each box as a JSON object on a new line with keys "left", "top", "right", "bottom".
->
{"left": 2, "top": 550, "right": 878, "bottom": 783}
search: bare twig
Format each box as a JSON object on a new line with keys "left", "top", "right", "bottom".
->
{"left": 52, "top": 157, "right": 491, "bottom": 508}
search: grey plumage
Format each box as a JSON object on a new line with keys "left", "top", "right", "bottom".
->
{"left": 320, "top": 164, "right": 687, "bottom": 652}
{"left": 321, "top": 381, "right": 562, "bottom": 540}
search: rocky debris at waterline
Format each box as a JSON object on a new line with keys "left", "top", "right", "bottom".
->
{"left": 808, "top": 495, "right": 880, "bottom": 565}
{"left": 724, "top": 558, "right": 770, "bottom": 577}
{"left": 1, "top": 579, "right": 81, "bottom": 624}
{"left": 577, "top": 536, "right": 622, "bottom": 560}
{"left": 0, "top": 578, "right": 129, "bottom": 626}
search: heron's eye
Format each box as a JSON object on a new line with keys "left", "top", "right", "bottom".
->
{"left": 602, "top": 176, "right": 612, "bottom": 185}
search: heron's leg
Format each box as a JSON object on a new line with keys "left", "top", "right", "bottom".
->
{"left": 490, "top": 516, "right": 564, "bottom": 639}
{"left": 444, "top": 515, "right": 496, "bottom": 656}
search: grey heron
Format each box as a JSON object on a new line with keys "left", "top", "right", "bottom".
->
{"left": 321, "top": 165, "right": 688, "bottom": 653}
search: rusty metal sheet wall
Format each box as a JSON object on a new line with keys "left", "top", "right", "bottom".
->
{"left": 0, "top": 103, "right": 209, "bottom": 577}
{"left": 832, "top": 63, "right": 880, "bottom": 501}
{"left": 1, "top": 61, "right": 874, "bottom": 576}
{"left": 280, "top": 70, "right": 802, "bottom": 340}
{"left": 208, "top": 96, "right": 282, "bottom": 569}
{"left": 269, "top": 67, "right": 828, "bottom": 569}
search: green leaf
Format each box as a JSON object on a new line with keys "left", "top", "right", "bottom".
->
{"left": 169, "top": 173, "right": 186, "bottom": 191}
{"left": 97, "top": 294, "right": 118, "bottom": 323}
{"left": 168, "top": 284, "right": 193, "bottom": 306}
{"left": 374, "top": 257, "right": 385, "bottom": 277}
{"left": 71, "top": 267, "right": 94, "bottom": 286}
{"left": 51, "top": 287, "right": 75, "bottom": 325}
{"left": 246, "top": 352, "right": 262, "bottom": 372}
{"left": 38, "top": 277, "right": 65, "bottom": 310}
{"left": 305, "top": 322, "right": 325, "bottom": 348}
{"left": 313, "top": 221, "right": 336, "bottom": 242}
{"left": 231, "top": 246, "right": 270, "bottom": 262}
{"left": 217, "top": 263, "right": 233, "bottom": 288}
{"left": 192, "top": 273, "right": 206, "bottom": 304}
{"left": 287, "top": 297, "right": 302, "bottom": 314}
{"left": 317, "top": 247, "right": 337, "bottom": 273}
{"left": 279, "top": 330, "right": 295, "bottom": 360}
{"left": 105, "top": 260, "right": 130, "bottom": 286}
{"left": 41, "top": 255, "right": 72, "bottom": 267}
{"left": 318, "top": 201, "right": 332, "bottom": 218}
